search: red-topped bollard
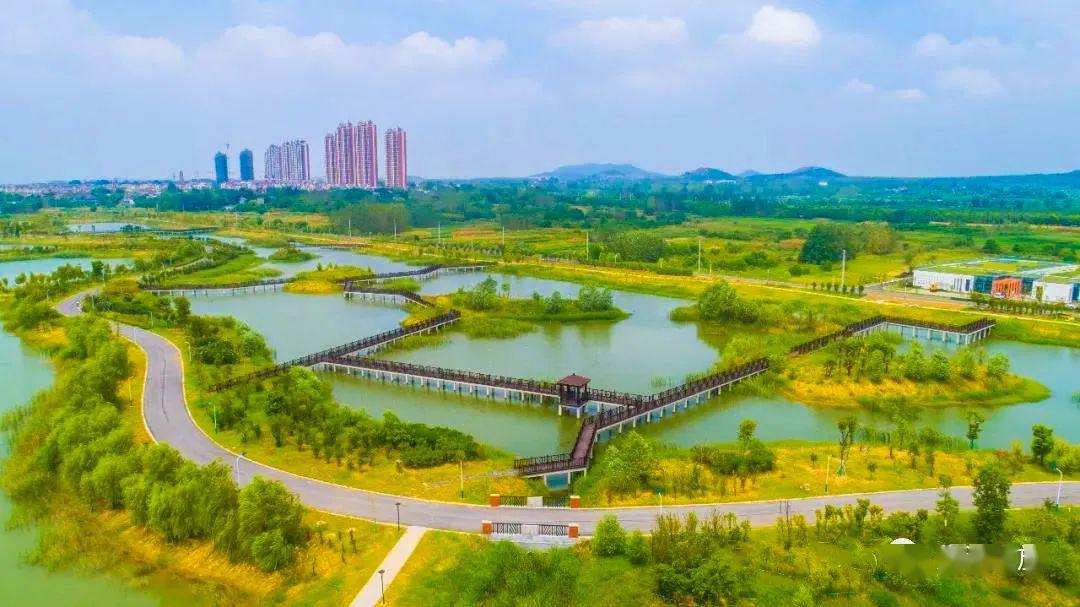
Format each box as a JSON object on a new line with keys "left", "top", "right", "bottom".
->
{"left": 489, "top": 493, "right": 501, "bottom": 507}
{"left": 568, "top": 523, "right": 579, "bottom": 539}
{"left": 569, "top": 495, "right": 580, "bottom": 509}
{"left": 482, "top": 520, "right": 493, "bottom": 535}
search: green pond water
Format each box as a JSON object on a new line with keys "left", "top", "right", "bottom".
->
{"left": 0, "top": 256, "right": 126, "bottom": 284}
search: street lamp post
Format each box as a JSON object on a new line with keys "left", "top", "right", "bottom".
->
{"left": 1055, "top": 465, "right": 1063, "bottom": 508}
{"left": 378, "top": 568, "right": 386, "bottom": 605}
{"left": 395, "top": 502, "right": 401, "bottom": 530}
{"left": 235, "top": 451, "right": 246, "bottom": 484}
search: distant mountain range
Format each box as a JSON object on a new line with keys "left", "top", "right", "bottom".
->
{"left": 530, "top": 163, "right": 846, "bottom": 183}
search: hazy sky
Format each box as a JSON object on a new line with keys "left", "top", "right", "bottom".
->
{"left": 2, "top": 0, "right": 1079, "bottom": 182}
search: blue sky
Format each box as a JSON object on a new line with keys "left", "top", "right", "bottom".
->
{"left": 2, "top": 0, "right": 1079, "bottom": 182}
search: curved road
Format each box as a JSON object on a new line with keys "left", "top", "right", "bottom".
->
{"left": 57, "top": 290, "right": 1080, "bottom": 534}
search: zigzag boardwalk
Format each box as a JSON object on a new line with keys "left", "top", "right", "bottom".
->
{"left": 200, "top": 268, "right": 997, "bottom": 482}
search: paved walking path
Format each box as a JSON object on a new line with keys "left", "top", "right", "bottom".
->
{"left": 54, "top": 289, "right": 1080, "bottom": 536}
{"left": 350, "top": 526, "right": 428, "bottom": 607}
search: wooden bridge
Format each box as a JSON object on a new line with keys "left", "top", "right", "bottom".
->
{"left": 344, "top": 263, "right": 492, "bottom": 286}
{"left": 207, "top": 312, "right": 460, "bottom": 391}
{"left": 143, "top": 277, "right": 293, "bottom": 296}
{"left": 316, "top": 357, "right": 561, "bottom": 403}
{"left": 343, "top": 286, "right": 433, "bottom": 307}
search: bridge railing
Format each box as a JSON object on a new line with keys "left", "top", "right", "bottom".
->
{"left": 343, "top": 287, "right": 433, "bottom": 307}
{"left": 329, "top": 356, "right": 559, "bottom": 396}
{"left": 142, "top": 277, "right": 294, "bottom": 292}
{"left": 209, "top": 311, "right": 461, "bottom": 391}
{"left": 347, "top": 263, "right": 493, "bottom": 285}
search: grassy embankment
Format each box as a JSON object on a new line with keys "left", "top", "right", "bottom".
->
{"left": 157, "top": 253, "right": 281, "bottom": 286}
{"left": 0, "top": 314, "right": 403, "bottom": 606}
{"left": 572, "top": 438, "right": 1069, "bottom": 508}
{"left": 283, "top": 264, "right": 374, "bottom": 294}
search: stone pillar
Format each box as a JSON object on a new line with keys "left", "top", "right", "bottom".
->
{"left": 568, "top": 523, "right": 579, "bottom": 539}
{"left": 489, "top": 494, "right": 500, "bottom": 507}
{"left": 570, "top": 495, "right": 580, "bottom": 509}
{"left": 482, "top": 520, "right": 493, "bottom": 535}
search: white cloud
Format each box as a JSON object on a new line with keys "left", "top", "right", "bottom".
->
{"left": 106, "top": 35, "right": 184, "bottom": 74}
{"left": 937, "top": 67, "right": 1003, "bottom": 96}
{"left": 0, "top": 0, "right": 183, "bottom": 76}
{"left": 841, "top": 78, "right": 876, "bottom": 94}
{"left": 915, "top": 33, "right": 1007, "bottom": 58}
{"left": 745, "top": 5, "right": 821, "bottom": 47}
{"left": 841, "top": 78, "right": 927, "bottom": 102}
{"left": 193, "top": 25, "right": 504, "bottom": 78}
{"left": 891, "top": 88, "right": 928, "bottom": 102}
{"left": 392, "top": 32, "right": 506, "bottom": 70}
{"left": 550, "top": 16, "right": 689, "bottom": 53}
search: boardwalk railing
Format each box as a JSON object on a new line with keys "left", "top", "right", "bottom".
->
{"left": 788, "top": 315, "right": 996, "bottom": 356}
{"left": 209, "top": 311, "right": 461, "bottom": 391}
{"left": 326, "top": 356, "right": 560, "bottom": 397}
{"left": 345, "top": 263, "right": 492, "bottom": 285}
{"left": 142, "top": 277, "right": 294, "bottom": 293}
{"left": 343, "top": 286, "right": 433, "bottom": 307}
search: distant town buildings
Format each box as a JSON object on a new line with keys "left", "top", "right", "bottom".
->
{"left": 324, "top": 121, "right": 379, "bottom": 188}
{"left": 239, "top": 149, "right": 254, "bottom": 181}
{"left": 385, "top": 127, "right": 408, "bottom": 189}
{"left": 214, "top": 152, "right": 228, "bottom": 183}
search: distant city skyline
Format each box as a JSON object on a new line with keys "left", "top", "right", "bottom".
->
{"left": 3, "top": 1, "right": 1080, "bottom": 182}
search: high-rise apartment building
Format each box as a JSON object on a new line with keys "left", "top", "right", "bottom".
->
{"left": 214, "top": 152, "right": 228, "bottom": 183}
{"left": 264, "top": 140, "right": 310, "bottom": 183}
{"left": 239, "top": 149, "right": 254, "bottom": 181}
{"left": 282, "top": 139, "right": 310, "bottom": 183}
{"left": 385, "top": 127, "right": 408, "bottom": 189}
{"left": 264, "top": 144, "right": 283, "bottom": 181}
{"left": 324, "top": 121, "right": 378, "bottom": 188}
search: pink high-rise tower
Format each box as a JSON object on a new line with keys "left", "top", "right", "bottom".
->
{"left": 385, "top": 127, "right": 407, "bottom": 189}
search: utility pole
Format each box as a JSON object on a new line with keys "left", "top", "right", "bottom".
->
{"left": 585, "top": 231, "right": 590, "bottom": 260}
{"left": 697, "top": 237, "right": 702, "bottom": 273}
{"left": 841, "top": 249, "right": 847, "bottom": 289}
{"left": 348, "top": 217, "right": 352, "bottom": 238}
{"left": 393, "top": 218, "right": 397, "bottom": 239}
{"left": 501, "top": 226, "right": 506, "bottom": 248}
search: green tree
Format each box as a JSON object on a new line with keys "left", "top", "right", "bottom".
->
{"left": 965, "top": 412, "right": 984, "bottom": 449}
{"left": 737, "top": 419, "right": 757, "bottom": 447}
{"left": 929, "top": 351, "right": 952, "bottom": 381}
{"left": 592, "top": 515, "right": 627, "bottom": 556}
{"left": 798, "top": 223, "right": 858, "bottom": 264}
{"left": 626, "top": 530, "right": 649, "bottom": 564}
{"left": 836, "top": 416, "right": 857, "bottom": 475}
{"left": 1031, "top": 424, "right": 1055, "bottom": 465}
{"left": 986, "top": 353, "right": 1010, "bottom": 378}
{"left": 972, "top": 463, "right": 1011, "bottom": 543}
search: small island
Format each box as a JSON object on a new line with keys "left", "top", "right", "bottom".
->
{"left": 284, "top": 263, "right": 373, "bottom": 294}
{"left": 268, "top": 245, "right": 316, "bottom": 263}
{"left": 402, "top": 276, "right": 629, "bottom": 340}
{"left": 780, "top": 334, "right": 1049, "bottom": 409}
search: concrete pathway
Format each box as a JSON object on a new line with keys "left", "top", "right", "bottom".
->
{"left": 52, "top": 289, "right": 1080, "bottom": 537}
{"left": 350, "top": 526, "right": 428, "bottom": 607}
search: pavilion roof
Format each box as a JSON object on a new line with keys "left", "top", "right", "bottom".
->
{"left": 557, "top": 373, "right": 591, "bottom": 388}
